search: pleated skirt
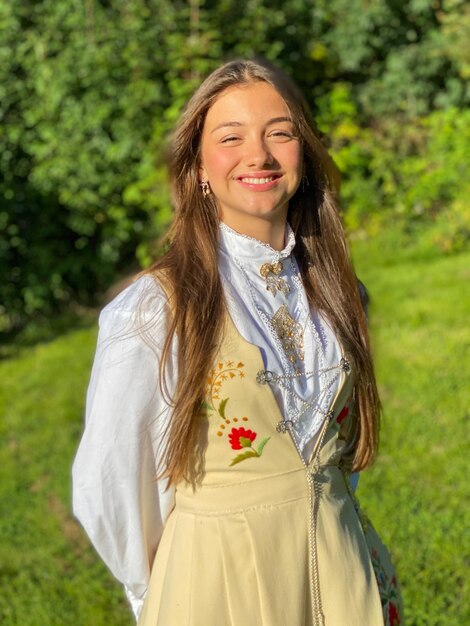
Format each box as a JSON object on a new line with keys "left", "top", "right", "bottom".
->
{"left": 138, "top": 468, "right": 388, "bottom": 626}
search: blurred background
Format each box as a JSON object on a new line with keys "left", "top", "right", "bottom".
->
{"left": 0, "top": 1, "right": 468, "bottom": 624}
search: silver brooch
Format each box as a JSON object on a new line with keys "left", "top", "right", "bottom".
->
{"left": 271, "top": 304, "right": 304, "bottom": 369}
{"left": 259, "top": 261, "right": 290, "bottom": 297}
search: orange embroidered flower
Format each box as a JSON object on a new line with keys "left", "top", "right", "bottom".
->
{"left": 228, "top": 427, "right": 257, "bottom": 450}
{"left": 205, "top": 361, "right": 246, "bottom": 406}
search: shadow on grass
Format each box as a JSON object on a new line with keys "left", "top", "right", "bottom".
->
{"left": 0, "top": 270, "right": 139, "bottom": 361}
{"left": 0, "top": 308, "right": 98, "bottom": 361}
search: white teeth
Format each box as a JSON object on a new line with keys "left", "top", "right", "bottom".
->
{"left": 240, "top": 176, "right": 276, "bottom": 184}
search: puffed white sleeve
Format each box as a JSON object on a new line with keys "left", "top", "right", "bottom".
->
{"left": 72, "top": 275, "right": 176, "bottom": 620}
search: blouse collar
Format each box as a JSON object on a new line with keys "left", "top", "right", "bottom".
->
{"left": 219, "top": 221, "right": 296, "bottom": 266}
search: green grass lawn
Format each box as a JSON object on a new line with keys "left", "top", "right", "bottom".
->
{"left": 351, "top": 238, "right": 470, "bottom": 626}
{"left": 1, "top": 234, "right": 469, "bottom": 625}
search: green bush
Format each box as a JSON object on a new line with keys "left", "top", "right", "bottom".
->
{"left": 1, "top": 0, "right": 467, "bottom": 330}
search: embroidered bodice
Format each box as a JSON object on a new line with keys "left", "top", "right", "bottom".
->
{"left": 218, "top": 222, "right": 344, "bottom": 459}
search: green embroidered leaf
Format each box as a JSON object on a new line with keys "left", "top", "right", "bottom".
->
{"left": 200, "top": 401, "right": 213, "bottom": 415}
{"left": 218, "top": 398, "right": 229, "bottom": 419}
{"left": 229, "top": 450, "right": 259, "bottom": 466}
{"left": 256, "top": 436, "right": 270, "bottom": 456}
{"left": 239, "top": 436, "right": 253, "bottom": 448}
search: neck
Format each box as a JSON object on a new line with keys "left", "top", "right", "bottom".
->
{"left": 219, "top": 216, "right": 287, "bottom": 251}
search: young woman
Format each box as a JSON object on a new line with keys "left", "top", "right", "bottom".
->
{"left": 73, "top": 59, "right": 404, "bottom": 626}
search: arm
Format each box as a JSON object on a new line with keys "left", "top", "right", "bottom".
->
{"left": 72, "top": 276, "right": 176, "bottom": 619}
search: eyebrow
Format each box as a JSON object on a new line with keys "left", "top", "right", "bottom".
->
{"left": 210, "top": 116, "right": 293, "bottom": 134}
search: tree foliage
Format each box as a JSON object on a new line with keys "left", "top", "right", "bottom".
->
{"left": 0, "top": 0, "right": 468, "bottom": 329}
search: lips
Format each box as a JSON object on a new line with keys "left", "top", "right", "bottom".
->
{"left": 235, "top": 172, "right": 283, "bottom": 191}
{"left": 239, "top": 175, "right": 280, "bottom": 185}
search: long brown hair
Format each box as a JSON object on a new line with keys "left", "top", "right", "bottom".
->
{"left": 147, "top": 59, "right": 380, "bottom": 485}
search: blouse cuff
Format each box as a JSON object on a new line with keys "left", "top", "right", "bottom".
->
{"left": 124, "top": 585, "right": 146, "bottom": 622}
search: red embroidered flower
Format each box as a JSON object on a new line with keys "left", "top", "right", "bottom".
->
{"left": 336, "top": 405, "right": 349, "bottom": 424}
{"left": 388, "top": 601, "right": 400, "bottom": 626}
{"left": 228, "top": 427, "right": 257, "bottom": 450}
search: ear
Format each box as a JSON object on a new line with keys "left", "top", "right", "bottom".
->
{"left": 199, "top": 165, "right": 207, "bottom": 183}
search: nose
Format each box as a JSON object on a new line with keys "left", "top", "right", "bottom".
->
{"left": 244, "top": 135, "right": 274, "bottom": 167}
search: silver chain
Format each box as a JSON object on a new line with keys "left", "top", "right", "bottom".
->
{"left": 257, "top": 357, "right": 350, "bottom": 429}
{"left": 223, "top": 237, "right": 344, "bottom": 435}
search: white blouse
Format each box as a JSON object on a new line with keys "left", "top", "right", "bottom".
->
{"left": 72, "top": 223, "right": 357, "bottom": 620}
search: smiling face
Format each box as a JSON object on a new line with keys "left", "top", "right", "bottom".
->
{"left": 199, "top": 81, "right": 303, "bottom": 240}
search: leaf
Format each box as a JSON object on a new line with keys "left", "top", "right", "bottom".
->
{"left": 229, "top": 450, "right": 259, "bottom": 466}
{"left": 239, "top": 436, "right": 253, "bottom": 448}
{"left": 218, "top": 398, "right": 229, "bottom": 419}
{"left": 256, "top": 436, "right": 271, "bottom": 456}
{"left": 199, "top": 401, "right": 213, "bottom": 417}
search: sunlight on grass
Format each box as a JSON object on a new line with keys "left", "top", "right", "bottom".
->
{"left": 352, "top": 240, "right": 470, "bottom": 626}
{"left": 1, "top": 237, "right": 469, "bottom": 625}
{"left": 0, "top": 328, "right": 134, "bottom": 626}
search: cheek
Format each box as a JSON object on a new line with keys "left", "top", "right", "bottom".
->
{"left": 289, "top": 145, "right": 303, "bottom": 175}
{"left": 201, "top": 143, "right": 237, "bottom": 182}
{"left": 204, "top": 150, "right": 237, "bottom": 179}
{"left": 274, "top": 143, "right": 303, "bottom": 176}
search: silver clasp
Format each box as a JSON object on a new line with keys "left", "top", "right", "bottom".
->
{"left": 276, "top": 419, "right": 293, "bottom": 434}
{"left": 326, "top": 410, "right": 335, "bottom": 423}
{"left": 256, "top": 370, "right": 274, "bottom": 385}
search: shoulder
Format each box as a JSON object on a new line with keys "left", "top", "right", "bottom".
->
{"left": 98, "top": 274, "right": 173, "bottom": 344}
{"left": 102, "top": 274, "right": 167, "bottom": 315}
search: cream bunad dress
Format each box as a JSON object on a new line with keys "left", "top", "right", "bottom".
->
{"left": 73, "top": 224, "right": 404, "bottom": 626}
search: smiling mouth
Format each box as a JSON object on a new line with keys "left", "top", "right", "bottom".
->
{"left": 238, "top": 175, "right": 281, "bottom": 185}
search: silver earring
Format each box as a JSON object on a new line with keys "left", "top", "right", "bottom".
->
{"left": 200, "top": 180, "right": 211, "bottom": 197}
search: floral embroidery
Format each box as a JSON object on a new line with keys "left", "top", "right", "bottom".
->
{"left": 204, "top": 359, "right": 271, "bottom": 466}
{"left": 370, "top": 548, "right": 403, "bottom": 626}
{"left": 229, "top": 427, "right": 256, "bottom": 450}
{"left": 206, "top": 361, "right": 245, "bottom": 404}
{"left": 336, "top": 405, "right": 349, "bottom": 424}
{"left": 344, "top": 468, "right": 403, "bottom": 625}
{"left": 330, "top": 401, "right": 352, "bottom": 434}
{"left": 228, "top": 426, "right": 270, "bottom": 466}
{"left": 388, "top": 599, "right": 401, "bottom": 626}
